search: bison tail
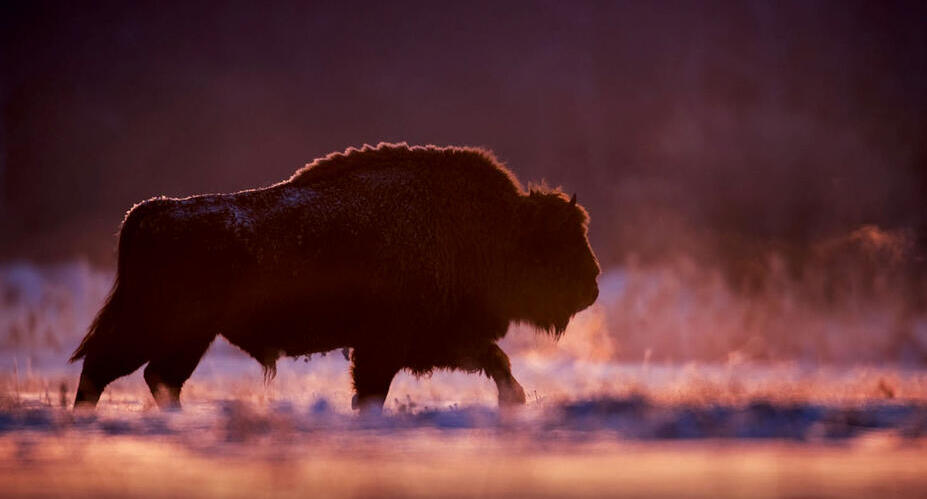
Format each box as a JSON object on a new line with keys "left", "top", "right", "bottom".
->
{"left": 69, "top": 199, "right": 154, "bottom": 363}
{"left": 69, "top": 279, "right": 122, "bottom": 362}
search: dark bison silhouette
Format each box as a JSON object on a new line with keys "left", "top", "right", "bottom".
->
{"left": 71, "top": 143, "right": 600, "bottom": 410}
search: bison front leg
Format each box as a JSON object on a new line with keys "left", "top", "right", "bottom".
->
{"left": 481, "top": 344, "right": 527, "bottom": 407}
{"left": 350, "top": 349, "right": 401, "bottom": 413}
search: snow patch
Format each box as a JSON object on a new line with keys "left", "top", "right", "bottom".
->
{"left": 172, "top": 197, "right": 255, "bottom": 233}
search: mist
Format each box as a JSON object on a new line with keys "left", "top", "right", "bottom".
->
{"left": 6, "top": 4, "right": 927, "bottom": 496}
{"left": 3, "top": 1, "right": 927, "bottom": 365}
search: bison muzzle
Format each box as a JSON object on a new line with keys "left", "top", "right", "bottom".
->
{"left": 70, "top": 143, "right": 600, "bottom": 410}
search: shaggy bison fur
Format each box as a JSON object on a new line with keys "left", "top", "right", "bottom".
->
{"left": 71, "top": 143, "right": 600, "bottom": 410}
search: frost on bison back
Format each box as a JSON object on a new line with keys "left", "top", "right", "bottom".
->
{"left": 70, "top": 143, "right": 600, "bottom": 411}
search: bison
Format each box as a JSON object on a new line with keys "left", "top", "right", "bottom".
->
{"left": 71, "top": 143, "right": 600, "bottom": 410}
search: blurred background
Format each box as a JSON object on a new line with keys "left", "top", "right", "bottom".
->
{"left": 2, "top": 0, "right": 926, "bottom": 366}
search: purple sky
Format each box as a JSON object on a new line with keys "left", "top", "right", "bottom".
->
{"left": 2, "top": 1, "right": 926, "bottom": 271}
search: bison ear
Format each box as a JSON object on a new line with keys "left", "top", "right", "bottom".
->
{"left": 569, "top": 193, "right": 577, "bottom": 206}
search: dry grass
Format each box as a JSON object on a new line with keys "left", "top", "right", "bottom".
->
{"left": 3, "top": 261, "right": 927, "bottom": 496}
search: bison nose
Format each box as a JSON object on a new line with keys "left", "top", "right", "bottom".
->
{"left": 585, "top": 284, "right": 599, "bottom": 306}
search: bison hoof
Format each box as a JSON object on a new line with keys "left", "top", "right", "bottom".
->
{"left": 352, "top": 394, "right": 386, "bottom": 414}
{"left": 73, "top": 399, "right": 98, "bottom": 411}
{"left": 498, "top": 380, "right": 527, "bottom": 407}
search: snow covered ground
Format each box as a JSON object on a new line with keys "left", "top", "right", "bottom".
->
{"left": 1, "top": 262, "right": 927, "bottom": 497}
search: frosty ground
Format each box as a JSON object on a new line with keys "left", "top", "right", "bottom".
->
{"left": 2, "top": 348, "right": 927, "bottom": 497}
{"left": 1, "top": 262, "right": 927, "bottom": 497}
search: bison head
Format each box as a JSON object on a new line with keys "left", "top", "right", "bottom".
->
{"left": 510, "top": 190, "right": 600, "bottom": 335}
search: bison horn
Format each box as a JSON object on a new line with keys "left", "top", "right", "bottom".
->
{"left": 570, "top": 193, "right": 577, "bottom": 206}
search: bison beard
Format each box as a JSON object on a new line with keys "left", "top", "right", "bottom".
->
{"left": 70, "top": 143, "right": 600, "bottom": 411}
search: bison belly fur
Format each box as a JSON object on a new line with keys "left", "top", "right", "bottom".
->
{"left": 70, "top": 143, "right": 600, "bottom": 411}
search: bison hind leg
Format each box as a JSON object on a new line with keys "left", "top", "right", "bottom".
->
{"left": 144, "top": 335, "right": 215, "bottom": 409}
{"left": 75, "top": 349, "right": 149, "bottom": 408}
